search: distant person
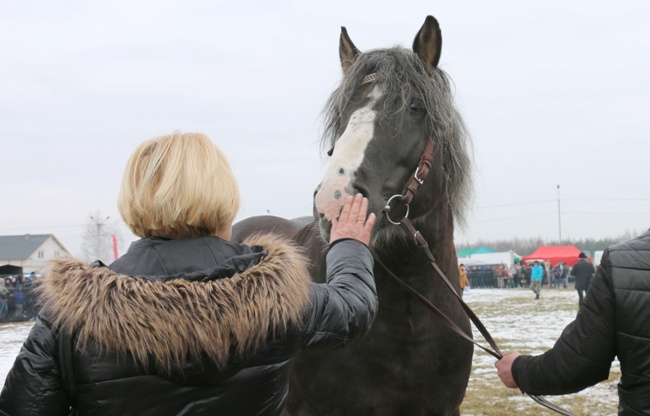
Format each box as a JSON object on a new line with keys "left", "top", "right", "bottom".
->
{"left": 494, "top": 264, "right": 506, "bottom": 289}
{"left": 560, "top": 262, "right": 570, "bottom": 289}
{"left": 12, "top": 288, "right": 25, "bottom": 320}
{"left": 522, "top": 263, "right": 531, "bottom": 287}
{"left": 14, "top": 273, "right": 24, "bottom": 288}
{"left": 571, "top": 252, "right": 595, "bottom": 306}
{"left": 552, "top": 263, "right": 562, "bottom": 288}
{"left": 506, "top": 264, "right": 517, "bottom": 288}
{"left": 0, "top": 280, "right": 9, "bottom": 321}
{"left": 496, "top": 230, "right": 650, "bottom": 415}
{"left": 513, "top": 263, "right": 522, "bottom": 288}
{"left": 530, "top": 261, "right": 543, "bottom": 300}
{"left": 459, "top": 264, "right": 470, "bottom": 297}
{"left": 0, "top": 131, "right": 378, "bottom": 416}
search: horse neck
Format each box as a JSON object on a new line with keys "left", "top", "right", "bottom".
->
{"left": 375, "top": 208, "right": 457, "bottom": 287}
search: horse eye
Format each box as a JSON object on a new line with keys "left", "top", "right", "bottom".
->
{"left": 409, "top": 100, "right": 424, "bottom": 113}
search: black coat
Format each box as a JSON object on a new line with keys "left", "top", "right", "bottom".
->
{"left": 512, "top": 230, "right": 650, "bottom": 415}
{"left": 0, "top": 235, "right": 378, "bottom": 416}
{"left": 571, "top": 258, "right": 595, "bottom": 290}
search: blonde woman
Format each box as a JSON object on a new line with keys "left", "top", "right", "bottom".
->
{"left": 0, "top": 132, "right": 377, "bottom": 416}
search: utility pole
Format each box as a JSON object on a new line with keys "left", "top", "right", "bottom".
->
{"left": 557, "top": 185, "right": 562, "bottom": 242}
{"left": 90, "top": 215, "right": 110, "bottom": 260}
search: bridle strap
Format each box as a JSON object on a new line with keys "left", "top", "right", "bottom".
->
{"left": 401, "top": 137, "right": 434, "bottom": 206}
{"left": 399, "top": 218, "right": 502, "bottom": 358}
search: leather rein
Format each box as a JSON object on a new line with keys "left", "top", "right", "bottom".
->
{"left": 363, "top": 74, "right": 574, "bottom": 416}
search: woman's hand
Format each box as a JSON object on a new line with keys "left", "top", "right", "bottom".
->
{"left": 330, "top": 193, "right": 376, "bottom": 246}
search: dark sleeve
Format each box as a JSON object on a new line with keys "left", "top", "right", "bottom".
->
{"left": 512, "top": 252, "right": 616, "bottom": 395}
{"left": 301, "top": 239, "right": 377, "bottom": 351}
{"left": 0, "top": 315, "right": 72, "bottom": 416}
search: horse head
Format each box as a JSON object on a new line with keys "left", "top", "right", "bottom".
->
{"left": 314, "top": 16, "right": 472, "bottom": 245}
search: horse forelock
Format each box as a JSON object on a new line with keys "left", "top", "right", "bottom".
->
{"left": 321, "top": 47, "right": 473, "bottom": 226}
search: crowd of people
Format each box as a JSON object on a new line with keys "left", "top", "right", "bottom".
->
{"left": 0, "top": 272, "right": 39, "bottom": 323}
{"left": 459, "top": 258, "right": 597, "bottom": 307}
{"left": 460, "top": 261, "right": 572, "bottom": 290}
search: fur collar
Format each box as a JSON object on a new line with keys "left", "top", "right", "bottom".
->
{"left": 37, "top": 234, "right": 311, "bottom": 370}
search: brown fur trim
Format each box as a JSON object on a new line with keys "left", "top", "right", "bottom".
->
{"left": 37, "top": 234, "right": 311, "bottom": 371}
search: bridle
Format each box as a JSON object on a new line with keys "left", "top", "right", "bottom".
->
{"left": 362, "top": 73, "right": 575, "bottom": 416}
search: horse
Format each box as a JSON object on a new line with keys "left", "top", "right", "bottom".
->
{"left": 231, "top": 15, "right": 474, "bottom": 416}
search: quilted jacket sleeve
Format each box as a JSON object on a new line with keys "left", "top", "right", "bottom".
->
{"left": 512, "top": 252, "right": 617, "bottom": 395}
{"left": 301, "top": 239, "right": 377, "bottom": 351}
{"left": 0, "top": 315, "right": 72, "bottom": 416}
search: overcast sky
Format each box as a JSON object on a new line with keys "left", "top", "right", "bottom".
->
{"left": 1, "top": 0, "right": 649, "bottom": 257}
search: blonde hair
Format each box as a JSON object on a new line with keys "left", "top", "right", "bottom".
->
{"left": 118, "top": 132, "right": 240, "bottom": 239}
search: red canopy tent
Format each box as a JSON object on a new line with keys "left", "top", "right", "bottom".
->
{"left": 521, "top": 245, "right": 583, "bottom": 267}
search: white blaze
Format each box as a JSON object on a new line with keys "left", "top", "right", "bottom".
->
{"left": 315, "top": 86, "right": 382, "bottom": 221}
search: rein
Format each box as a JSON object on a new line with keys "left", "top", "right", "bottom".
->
{"left": 362, "top": 72, "right": 574, "bottom": 415}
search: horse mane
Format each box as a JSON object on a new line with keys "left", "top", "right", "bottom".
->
{"left": 321, "top": 47, "right": 473, "bottom": 226}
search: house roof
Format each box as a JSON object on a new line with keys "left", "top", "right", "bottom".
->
{"left": 0, "top": 234, "right": 62, "bottom": 260}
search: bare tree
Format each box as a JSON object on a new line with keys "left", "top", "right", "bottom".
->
{"left": 80, "top": 211, "right": 123, "bottom": 264}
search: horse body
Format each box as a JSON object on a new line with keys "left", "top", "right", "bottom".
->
{"left": 232, "top": 15, "right": 473, "bottom": 416}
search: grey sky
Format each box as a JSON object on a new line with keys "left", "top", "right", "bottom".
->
{"left": 1, "top": 1, "right": 649, "bottom": 256}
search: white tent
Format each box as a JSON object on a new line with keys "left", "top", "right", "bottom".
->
{"left": 465, "top": 251, "right": 516, "bottom": 268}
{"left": 594, "top": 250, "right": 604, "bottom": 266}
{"left": 457, "top": 257, "right": 487, "bottom": 266}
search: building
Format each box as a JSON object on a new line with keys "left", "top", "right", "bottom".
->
{"left": 0, "top": 234, "right": 70, "bottom": 275}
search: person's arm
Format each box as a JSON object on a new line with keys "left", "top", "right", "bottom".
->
{"left": 498, "top": 252, "right": 616, "bottom": 395}
{"left": 302, "top": 240, "right": 377, "bottom": 351}
{"left": 0, "top": 315, "right": 71, "bottom": 415}
{"left": 301, "top": 194, "right": 378, "bottom": 351}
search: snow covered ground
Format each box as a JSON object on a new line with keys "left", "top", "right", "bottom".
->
{"left": 1, "top": 288, "right": 619, "bottom": 414}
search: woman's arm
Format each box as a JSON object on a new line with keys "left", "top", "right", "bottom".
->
{"left": 301, "top": 194, "right": 378, "bottom": 351}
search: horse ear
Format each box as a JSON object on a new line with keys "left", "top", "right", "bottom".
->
{"left": 340, "top": 26, "right": 361, "bottom": 73}
{"left": 412, "top": 15, "right": 442, "bottom": 68}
